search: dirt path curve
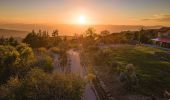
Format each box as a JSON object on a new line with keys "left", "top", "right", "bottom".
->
{"left": 68, "top": 49, "right": 97, "bottom": 100}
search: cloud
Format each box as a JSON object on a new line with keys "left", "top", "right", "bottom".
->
{"left": 143, "top": 14, "right": 170, "bottom": 22}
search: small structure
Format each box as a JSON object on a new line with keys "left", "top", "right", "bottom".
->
{"left": 152, "top": 27, "right": 170, "bottom": 48}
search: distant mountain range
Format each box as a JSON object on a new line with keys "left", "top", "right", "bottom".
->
{"left": 0, "top": 24, "right": 164, "bottom": 37}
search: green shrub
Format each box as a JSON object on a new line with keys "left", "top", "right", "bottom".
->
{"left": 0, "top": 68, "right": 85, "bottom": 100}
{"left": 35, "top": 55, "right": 53, "bottom": 72}
{"left": 0, "top": 44, "right": 35, "bottom": 83}
{"left": 37, "top": 47, "right": 47, "bottom": 54}
{"left": 119, "top": 64, "right": 138, "bottom": 91}
{"left": 49, "top": 47, "right": 60, "bottom": 54}
{"left": 16, "top": 43, "right": 34, "bottom": 62}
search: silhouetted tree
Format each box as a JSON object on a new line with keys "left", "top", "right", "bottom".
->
{"left": 100, "top": 30, "right": 110, "bottom": 37}
{"left": 23, "top": 30, "right": 50, "bottom": 48}
{"left": 0, "top": 36, "right": 18, "bottom": 46}
{"left": 52, "top": 30, "right": 59, "bottom": 46}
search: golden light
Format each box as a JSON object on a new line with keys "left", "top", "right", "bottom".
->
{"left": 78, "top": 15, "right": 86, "bottom": 24}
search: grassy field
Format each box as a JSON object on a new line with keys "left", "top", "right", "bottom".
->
{"left": 91, "top": 45, "right": 170, "bottom": 97}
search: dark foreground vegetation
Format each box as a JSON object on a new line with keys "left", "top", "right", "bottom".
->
{"left": 84, "top": 45, "right": 170, "bottom": 93}
{"left": 81, "top": 29, "right": 170, "bottom": 100}
{"left": 0, "top": 30, "right": 85, "bottom": 100}
{"left": 0, "top": 27, "right": 170, "bottom": 100}
{"left": 80, "top": 27, "right": 170, "bottom": 99}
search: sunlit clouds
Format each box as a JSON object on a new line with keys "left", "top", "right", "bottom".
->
{"left": 0, "top": 0, "right": 170, "bottom": 25}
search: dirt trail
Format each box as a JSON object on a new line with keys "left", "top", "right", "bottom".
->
{"left": 68, "top": 49, "right": 97, "bottom": 100}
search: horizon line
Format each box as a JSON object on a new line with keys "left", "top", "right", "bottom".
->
{"left": 0, "top": 23, "right": 167, "bottom": 27}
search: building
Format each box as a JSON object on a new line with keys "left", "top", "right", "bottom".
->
{"left": 152, "top": 27, "right": 170, "bottom": 48}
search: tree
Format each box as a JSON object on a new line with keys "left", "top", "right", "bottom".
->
{"left": 23, "top": 30, "right": 39, "bottom": 48}
{"left": 138, "top": 28, "right": 144, "bottom": 44}
{"left": 85, "top": 27, "right": 97, "bottom": 38}
{"left": 82, "top": 28, "right": 98, "bottom": 50}
{"left": 0, "top": 36, "right": 5, "bottom": 45}
{"left": 52, "top": 30, "right": 60, "bottom": 46}
{"left": 0, "top": 36, "right": 18, "bottom": 46}
{"left": 100, "top": 30, "right": 110, "bottom": 37}
{"left": 99, "top": 30, "right": 110, "bottom": 44}
{"left": 23, "top": 30, "right": 50, "bottom": 48}
{"left": 52, "top": 30, "right": 58, "bottom": 37}
{"left": 8, "top": 37, "right": 18, "bottom": 46}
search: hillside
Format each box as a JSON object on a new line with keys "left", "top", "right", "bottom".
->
{"left": 0, "top": 29, "right": 29, "bottom": 38}
{"left": 0, "top": 24, "right": 162, "bottom": 36}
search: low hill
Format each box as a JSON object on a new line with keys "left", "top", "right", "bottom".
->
{"left": 0, "top": 29, "right": 29, "bottom": 38}
{"left": 0, "top": 24, "right": 162, "bottom": 36}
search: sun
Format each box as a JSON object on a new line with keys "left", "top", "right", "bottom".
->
{"left": 78, "top": 15, "right": 86, "bottom": 24}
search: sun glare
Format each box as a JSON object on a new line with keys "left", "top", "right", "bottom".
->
{"left": 78, "top": 15, "right": 86, "bottom": 24}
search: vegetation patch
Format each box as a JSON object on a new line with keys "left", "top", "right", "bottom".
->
{"left": 85, "top": 45, "right": 170, "bottom": 97}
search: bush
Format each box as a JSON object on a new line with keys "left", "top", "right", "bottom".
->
{"left": 0, "top": 44, "right": 35, "bottom": 83}
{"left": 16, "top": 43, "right": 34, "bottom": 62}
{"left": 49, "top": 47, "right": 60, "bottom": 54}
{"left": 37, "top": 47, "right": 47, "bottom": 54}
{"left": 119, "top": 64, "right": 138, "bottom": 91}
{"left": 0, "top": 68, "right": 85, "bottom": 100}
{"left": 34, "top": 55, "right": 53, "bottom": 72}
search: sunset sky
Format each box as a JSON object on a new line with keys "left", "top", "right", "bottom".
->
{"left": 0, "top": 0, "right": 170, "bottom": 26}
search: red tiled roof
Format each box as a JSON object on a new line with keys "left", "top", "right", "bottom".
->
{"left": 152, "top": 38, "right": 170, "bottom": 43}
